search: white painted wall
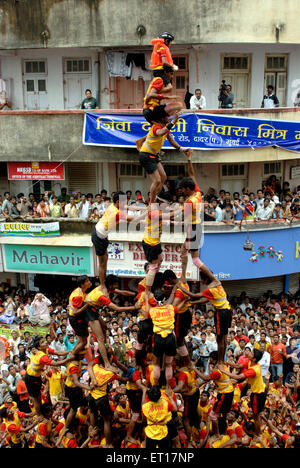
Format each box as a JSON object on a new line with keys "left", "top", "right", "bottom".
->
{"left": 2, "top": 43, "right": 300, "bottom": 111}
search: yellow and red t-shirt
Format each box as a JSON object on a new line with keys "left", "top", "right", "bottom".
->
{"left": 177, "top": 369, "right": 198, "bottom": 396}
{"left": 148, "top": 304, "right": 178, "bottom": 338}
{"left": 242, "top": 363, "right": 266, "bottom": 394}
{"left": 174, "top": 281, "right": 192, "bottom": 314}
{"left": 142, "top": 209, "right": 162, "bottom": 246}
{"left": 126, "top": 369, "right": 142, "bottom": 391}
{"left": 89, "top": 365, "right": 118, "bottom": 400}
{"left": 86, "top": 286, "right": 111, "bottom": 308}
{"left": 68, "top": 287, "right": 86, "bottom": 317}
{"left": 142, "top": 398, "right": 173, "bottom": 440}
{"left": 65, "top": 361, "right": 82, "bottom": 389}
{"left": 26, "top": 350, "right": 54, "bottom": 377}
{"left": 209, "top": 367, "right": 234, "bottom": 394}
{"left": 36, "top": 419, "right": 52, "bottom": 445}
{"left": 138, "top": 277, "right": 147, "bottom": 293}
{"left": 201, "top": 285, "right": 231, "bottom": 311}
{"left": 140, "top": 124, "right": 169, "bottom": 156}
{"left": 96, "top": 203, "right": 127, "bottom": 237}
{"left": 144, "top": 76, "right": 165, "bottom": 110}
{"left": 61, "top": 434, "right": 78, "bottom": 448}
{"left": 184, "top": 184, "right": 202, "bottom": 225}
{"left": 1, "top": 411, "right": 26, "bottom": 445}
{"left": 137, "top": 291, "right": 157, "bottom": 321}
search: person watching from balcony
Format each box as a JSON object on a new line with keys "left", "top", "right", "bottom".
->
{"left": 222, "top": 204, "right": 235, "bottom": 224}
{"left": 255, "top": 198, "right": 273, "bottom": 221}
{"left": 36, "top": 199, "right": 50, "bottom": 218}
{"left": 50, "top": 196, "right": 62, "bottom": 218}
{"left": 16, "top": 193, "right": 31, "bottom": 218}
{"left": 272, "top": 203, "right": 282, "bottom": 220}
{"left": 81, "top": 89, "right": 99, "bottom": 110}
{"left": 58, "top": 187, "right": 70, "bottom": 203}
{"left": 0, "top": 91, "right": 12, "bottom": 110}
{"left": 261, "top": 85, "right": 280, "bottom": 109}
{"left": 190, "top": 88, "right": 207, "bottom": 111}
{"left": 64, "top": 196, "right": 79, "bottom": 218}
{"left": 77, "top": 194, "right": 91, "bottom": 220}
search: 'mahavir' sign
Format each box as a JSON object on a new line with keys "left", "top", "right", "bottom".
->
{"left": 2, "top": 244, "right": 94, "bottom": 276}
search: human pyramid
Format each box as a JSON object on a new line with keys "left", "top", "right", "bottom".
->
{"left": 12, "top": 33, "right": 268, "bottom": 449}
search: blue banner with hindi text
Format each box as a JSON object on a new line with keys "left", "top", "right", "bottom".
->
{"left": 82, "top": 112, "right": 300, "bottom": 153}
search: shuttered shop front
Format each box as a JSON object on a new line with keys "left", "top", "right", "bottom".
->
{"left": 66, "top": 162, "right": 98, "bottom": 196}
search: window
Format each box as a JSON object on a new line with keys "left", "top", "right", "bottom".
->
{"left": 173, "top": 56, "right": 187, "bottom": 70}
{"left": 24, "top": 60, "right": 46, "bottom": 74}
{"left": 119, "top": 164, "right": 143, "bottom": 177}
{"left": 221, "top": 164, "right": 245, "bottom": 177}
{"left": 65, "top": 59, "right": 91, "bottom": 73}
{"left": 266, "top": 56, "right": 287, "bottom": 71}
{"left": 164, "top": 165, "right": 185, "bottom": 177}
{"left": 223, "top": 56, "right": 249, "bottom": 70}
{"left": 263, "top": 162, "right": 282, "bottom": 176}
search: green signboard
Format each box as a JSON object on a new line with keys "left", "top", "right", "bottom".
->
{"left": 2, "top": 244, "right": 94, "bottom": 276}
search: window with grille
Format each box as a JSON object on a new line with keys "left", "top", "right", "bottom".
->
{"left": 164, "top": 165, "right": 185, "bottom": 177}
{"left": 173, "top": 56, "right": 187, "bottom": 70}
{"left": 119, "top": 164, "right": 143, "bottom": 177}
{"left": 221, "top": 164, "right": 245, "bottom": 177}
{"left": 263, "top": 162, "right": 282, "bottom": 176}
{"left": 64, "top": 59, "right": 91, "bottom": 73}
{"left": 223, "top": 56, "right": 249, "bottom": 70}
{"left": 24, "top": 60, "right": 47, "bottom": 74}
{"left": 266, "top": 56, "right": 287, "bottom": 71}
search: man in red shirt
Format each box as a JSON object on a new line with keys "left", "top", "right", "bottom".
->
{"left": 235, "top": 328, "right": 250, "bottom": 345}
{"left": 270, "top": 334, "right": 287, "bottom": 381}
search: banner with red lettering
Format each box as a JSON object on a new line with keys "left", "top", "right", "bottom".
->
{"left": 7, "top": 162, "right": 65, "bottom": 180}
{"left": 106, "top": 241, "right": 198, "bottom": 280}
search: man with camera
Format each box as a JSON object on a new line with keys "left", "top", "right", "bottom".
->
{"left": 17, "top": 193, "right": 31, "bottom": 217}
{"left": 218, "top": 81, "right": 234, "bottom": 109}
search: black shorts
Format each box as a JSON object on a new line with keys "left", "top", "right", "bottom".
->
{"left": 185, "top": 223, "right": 203, "bottom": 252}
{"left": 213, "top": 391, "right": 234, "bottom": 415}
{"left": 214, "top": 308, "right": 232, "bottom": 337}
{"left": 143, "top": 105, "right": 167, "bottom": 124}
{"left": 88, "top": 394, "right": 111, "bottom": 418}
{"left": 174, "top": 310, "right": 192, "bottom": 340}
{"left": 92, "top": 229, "right": 109, "bottom": 257}
{"left": 139, "top": 151, "right": 161, "bottom": 175}
{"left": 85, "top": 305, "right": 100, "bottom": 323}
{"left": 126, "top": 389, "right": 143, "bottom": 414}
{"left": 183, "top": 388, "right": 200, "bottom": 426}
{"left": 142, "top": 240, "right": 162, "bottom": 263}
{"left": 137, "top": 318, "right": 153, "bottom": 344}
{"left": 25, "top": 373, "right": 42, "bottom": 398}
{"left": 153, "top": 332, "right": 177, "bottom": 358}
{"left": 65, "top": 385, "right": 85, "bottom": 410}
{"left": 250, "top": 391, "right": 267, "bottom": 415}
{"left": 167, "top": 412, "right": 179, "bottom": 439}
{"left": 69, "top": 314, "right": 89, "bottom": 337}
{"left": 153, "top": 69, "right": 171, "bottom": 86}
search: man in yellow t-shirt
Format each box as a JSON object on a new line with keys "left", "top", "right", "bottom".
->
{"left": 220, "top": 348, "right": 267, "bottom": 436}
{"left": 142, "top": 385, "right": 175, "bottom": 449}
{"left": 144, "top": 289, "right": 185, "bottom": 388}
{"left": 180, "top": 265, "right": 232, "bottom": 364}
{"left": 47, "top": 366, "right": 65, "bottom": 406}
{"left": 87, "top": 354, "right": 126, "bottom": 448}
{"left": 139, "top": 111, "right": 190, "bottom": 205}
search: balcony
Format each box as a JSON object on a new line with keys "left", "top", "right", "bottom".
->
{"left": 1, "top": 107, "right": 300, "bottom": 164}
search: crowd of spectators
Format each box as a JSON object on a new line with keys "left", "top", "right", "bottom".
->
{"left": 1, "top": 276, "right": 300, "bottom": 447}
{"left": 1, "top": 175, "right": 300, "bottom": 224}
